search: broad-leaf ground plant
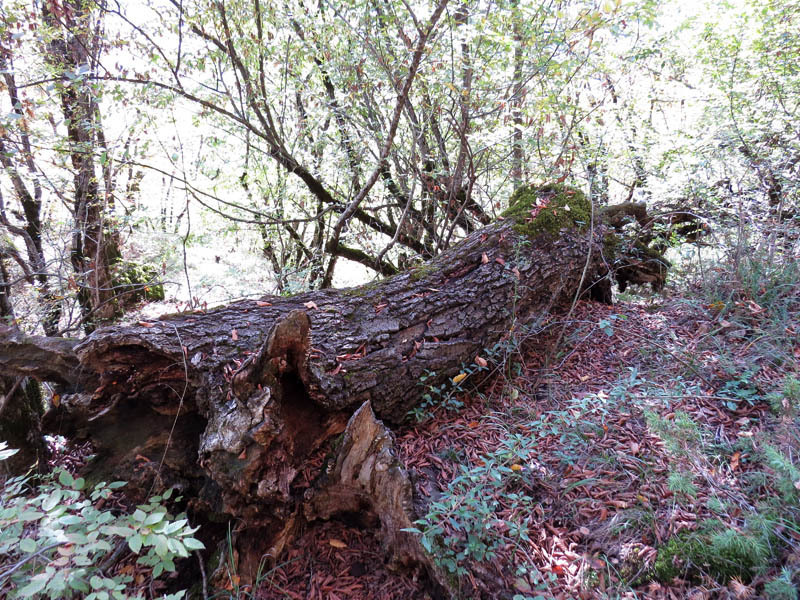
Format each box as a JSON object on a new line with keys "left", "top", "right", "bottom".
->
{"left": 0, "top": 442, "right": 202, "bottom": 600}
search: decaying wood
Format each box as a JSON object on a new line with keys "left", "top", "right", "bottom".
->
{"left": 0, "top": 190, "right": 619, "bottom": 588}
{"left": 600, "top": 201, "right": 707, "bottom": 292}
{"left": 0, "top": 326, "right": 84, "bottom": 387}
{"left": 305, "top": 401, "right": 451, "bottom": 594}
{"left": 599, "top": 201, "right": 650, "bottom": 229}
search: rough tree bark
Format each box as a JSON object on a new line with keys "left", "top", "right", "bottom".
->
{"left": 1, "top": 185, "right": 624, "bottom": 590}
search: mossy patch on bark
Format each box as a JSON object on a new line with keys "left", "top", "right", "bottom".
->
{"left": 502, "top": 183, "right": 592, "bottom": 239}
{"left": 341, "top": 278, "right": 388, "bottom": 298}
{"left": 112, "top": 260, "right": 165, "bottom": 304}
{"left": 409, "top": 262, "right": 437, "bottom": 281}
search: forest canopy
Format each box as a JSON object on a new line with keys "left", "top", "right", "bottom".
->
{"left": 1, "top": 0, "right": 795, "bottom": 324}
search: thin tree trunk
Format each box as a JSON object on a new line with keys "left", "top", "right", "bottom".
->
{"left": 42, "top": 0, "right": 122, "bottom": 332}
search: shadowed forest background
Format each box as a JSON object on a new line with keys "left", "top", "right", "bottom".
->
{"left": 1, "top": 0, "right": 799, "bottom": 598}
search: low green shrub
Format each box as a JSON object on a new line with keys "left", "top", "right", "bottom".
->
{"left": 0, "top": 442, "right": 202, "bottom": 599}
{"left": 405, "top": 434, "right": 536, "bottom": 577}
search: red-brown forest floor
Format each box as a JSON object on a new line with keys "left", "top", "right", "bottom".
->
{"left": 253, "top": 297, "right": 799, "bottom": 600}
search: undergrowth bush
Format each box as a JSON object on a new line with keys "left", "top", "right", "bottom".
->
{"left": 406, "top": 434, "right": 536, "bottom": 577}
{"left": 694, "top": 243, "right": 800, "bottom": 369}
{"left": 0, "top": 442, "right": 202, "bottom": 599}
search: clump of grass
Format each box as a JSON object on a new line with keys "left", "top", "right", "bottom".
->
{"left": 645, "top": 410, "right": 702, "bottom": 457}
{"left": 653, "top": 519, "right": 775, "bottom": 584}
{"left": 770, "top": 375, "right": 800, "bottom": 417}
{"left": 763, "top": 569, "right": 798, "bottom": 600}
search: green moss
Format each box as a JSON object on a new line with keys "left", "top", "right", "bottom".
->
{"left": 603, "top": 232, "right": 619, "bottom": 261}
{"left": 631, "top": 240, "right": 668, "bottom": 263}
{"left": 342, "top": 278, "right": 385, "bottom": 297}
{"left": 409, "top": 262, "right": 436, "bottom": 281}
{"left": 501, "top": 183, "right": 592, "bottom": 239}
{"left": 113, "top": 260, "right": 165, "bottom": 303}
{"left": 654, "top": 524, "right": 773, "bottom": 584}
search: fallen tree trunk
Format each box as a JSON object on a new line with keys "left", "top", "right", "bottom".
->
{"left": 1, "top": 184, "right": 610, "bottom": 587}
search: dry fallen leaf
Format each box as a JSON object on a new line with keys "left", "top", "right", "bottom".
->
{"left": 481, "top": 252, "right": 489, "bottom": 264}
{"left": 495, "top": 257, "right": 506, "bottom": 266}
{"left": 475, "top": 356, "right": 488, "bottom": 368}
{"left": 231, "top": 329, "right": 238, "bottom": 341}
{"left": 510, "top": 464, "right": 523, "bottom": 472}
{"left": 304, "top": 301, "right": 318, "bottom": 310}
{"left": 138, "top": 321, "right": 155, "bottom": 328}
{"left": 256, "top": 301, "right": 272, "bottom": 307}
{"left": 328, "top": 539, "right": 347, "bottom": 549}
{"left": 452, "top": 372, "right": 468, "bottom": 385}
{"left": 630, "top": 442, "right": 640, "bottom": 455}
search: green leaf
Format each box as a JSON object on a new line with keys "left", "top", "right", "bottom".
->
{"left": 72, "top": 477, "right": 86, "bottom": 491}
{"left": 101, "top": 525, "right": 134, "bottom": 538}
{"left": 182, "top": 537, "right": 205, "bottom": 550}
{"left": 162, "top": 519, "right": 187, "bottom": 534}
{"left": 143, "top": 511, "right": 165, "bottom": 526}
{"left": 58, "top": 469, "right": 74, "bottom": 488}
{"left": 128, "top": 534, "right": 143, "bottom": 554}
{"left": 153, "top": 533, "right": 169, "bottom": 556}
{"left": 60, "top": 515, "right": 83, "bottom": 525}
{"left": 19, "top": 509, "right": 44, "bottom": 521}
{"left": 167, "top": 538, "right": 188, "bottom": 557}
{"left": 65, "top": 532, "right": 89, "bottom": 544}
{"left": 42, "top": 489, "right": 62, "bottom": 511}
{"left": 18, "top": 574, "right": 48, "bottom": 597}
{"left": 19, "top": 537, "right": 37, "bottom": 553}
{"left": 0, "top": 443, "right": 19, "bottom": 461}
